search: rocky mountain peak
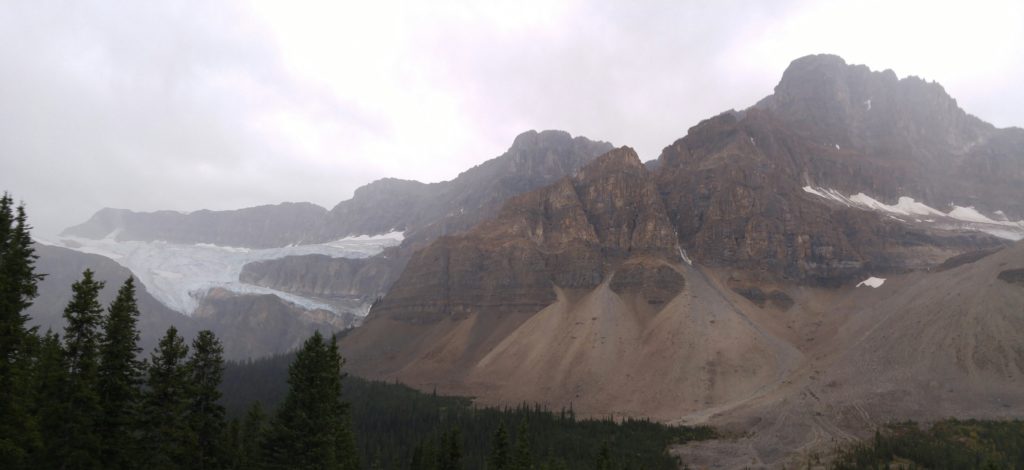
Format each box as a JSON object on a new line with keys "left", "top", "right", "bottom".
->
{"left": 759, "top": 53, "right": 992, "bottom": 155}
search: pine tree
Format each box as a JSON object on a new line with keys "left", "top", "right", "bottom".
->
{"left": 60, "top": 269, "right": 106, "bottom": 469}
{"left": 489, "top": 421, "right": 511, "bottom": 470}
{"left": 265, "top": 331, "right": 359, "bottom": 470}
{"left": 141, "top": 326, "right": 195, "bottom": 469}
{"left": 188, "top": 330, "right": 227, "bottom": 470}
{"left": 0, "top": 195, "right": 43, "bottom": 468}
{"left": 97, "top": 277, "right": 145, "bottom": 469}
{"left": 512, "top": 420, "right": 533, "bottom": 470}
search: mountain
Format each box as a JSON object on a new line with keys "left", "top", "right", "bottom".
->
{"left": 336, "top": 54, "right": 1024, "bottom": 466}
{"left": 46, "top": 130, "right": 612, "bottom": 360}
{"left": 339, "top": 147, "right": 799, "bottom": 419}
{"left": 238, "top": 130, "right": 613, "bottom": 304}
{"left": 63, "top": 130, "right": 613, "bottom": 250}
{"left": 62, "top": 202, "right": 327, "bottom": 249}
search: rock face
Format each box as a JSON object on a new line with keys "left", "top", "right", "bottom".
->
{"left": 239, "top": 253, "right": 403, "bottom": 301}
{"left": 62, "top": 203, "right": 327, "bottom": 249}
{"left": 368, "top": 147, "right": 681, "bottom": 324}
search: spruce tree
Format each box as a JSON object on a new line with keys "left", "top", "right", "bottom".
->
{"left": 438, "top": 428, "right": 462, "bottom": 470}
{"left": 97, "top": 277, "right": 145, "bottom": 469}
{"left": 0, "top": 195, "right": 43, "bottom": 468}
{"left": 235, "top": 402, "right": 269, "bottom": 469}
{"left": 512, "top": 420, "right": 533, "bottom": 470}
{"left": 60, "top": 269, "right": 106, "bottom": 469}
{"left": 265, "top": 331, "right": 358, "bottom": 470}
{"left": 188, "top": 330, "right": 227, "bottom": 470}
{"left": 141, "top": 326, "right": 194, "bottom": 469}
{"left": 29, "top": 331, "right": 68, "bottom": 469}
{"left": 489, "top": 421, "right": 511, "bottom": 470}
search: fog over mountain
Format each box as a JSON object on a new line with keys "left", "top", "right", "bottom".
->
{"left": 2, "top": 0, "right": 1023, "bottom": 236}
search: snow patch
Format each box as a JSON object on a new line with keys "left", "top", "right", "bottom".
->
{"left": 803, "top": 185, "right": 1024, "bottom": 240}
{"left": 48, "top": 233, "right": 404, "bottom": 315}
{"left": 856, "top": 277, "right": 886, "bottom": 288}
{"left": 678, "top": 247, "right": 693, "bottom": 266}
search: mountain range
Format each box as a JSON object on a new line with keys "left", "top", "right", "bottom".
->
{"left": 34, "top": 54, "right": 1024, "bottom": 466}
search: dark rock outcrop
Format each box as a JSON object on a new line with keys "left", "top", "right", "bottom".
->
{"left": 998, "top": 268, "right": 1024, "bottom": 286}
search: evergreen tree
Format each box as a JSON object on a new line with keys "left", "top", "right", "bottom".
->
{"left": 141, "top": 326, "right": 194, "bottom": 469}
{"left": 60, "top": 269, "right": 106, "bottom": 469}
{"left": 188, "top": 330, "right": 227, "bottom": 470}
{"left": 595, "top": 442, "right": 612, "bottom": 470}
{"left": 489, "top": 421, "right": 511, "bottom": 470}
{"left": 0, "top": 195, "right": 43, "bottom": 468}
{"left": 28, "top": 330, "right": 68, "bottom": 469}
{"left": 97, "top": 277, "right": 145, "bottom": 469}
{"left": 438, "top": 427, "right": 462, "bottom": 470}
{"left": 265, "top": 331, "right": 358, "bottom": 470}
{"left": 234, "top": 402, "right": 269, "bottom": 469}
{"left": 512, "top": 420, "right": 533, "bottom": 470}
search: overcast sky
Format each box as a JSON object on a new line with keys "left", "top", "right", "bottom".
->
{"left": 2, "top": 0, "right": 1022, "bottom": 236}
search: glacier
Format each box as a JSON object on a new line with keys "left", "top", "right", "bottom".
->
{"left": 38, "top": 231, "right": 404, "bottom": 316}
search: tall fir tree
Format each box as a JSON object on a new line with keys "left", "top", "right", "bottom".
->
{"left": 489, "top": 421, "right": 511, "bottom": 470}
{"left": 141, "top": 326, "right": 195, "bottom": 469}
{"left": 0, "top": 195, "right": 43, "bottom": 468}
{"left": 97, "top": 277, "right": 145, "bottom": 469}
{"left": 265, "top": 331, "right": 359, "bottom": 470}
{"left": 188, "top": 330, "right": 227, "bottom": 470}
{"left": 60, "top": 269, "right": 106, "bottom": 470}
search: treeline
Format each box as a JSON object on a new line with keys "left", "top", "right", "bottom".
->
{"left": 830, "top": 420, "right": 1024, "bottom": 469}
{"left": 223, "top": 353, "right": 716, "bottom": 469}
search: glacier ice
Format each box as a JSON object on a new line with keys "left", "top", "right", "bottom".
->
{"left": 38, "top": 231, "right": 404, "bottom": 316}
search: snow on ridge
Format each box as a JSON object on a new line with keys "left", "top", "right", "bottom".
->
{"left": 802, "top": 186, "right": 1024, "bottom": 240}
{"left": 856, "top": 277, "right": 886, "bottom": 288}
{"left": 50, "top": 234, "right": 404, "bottom": 316}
